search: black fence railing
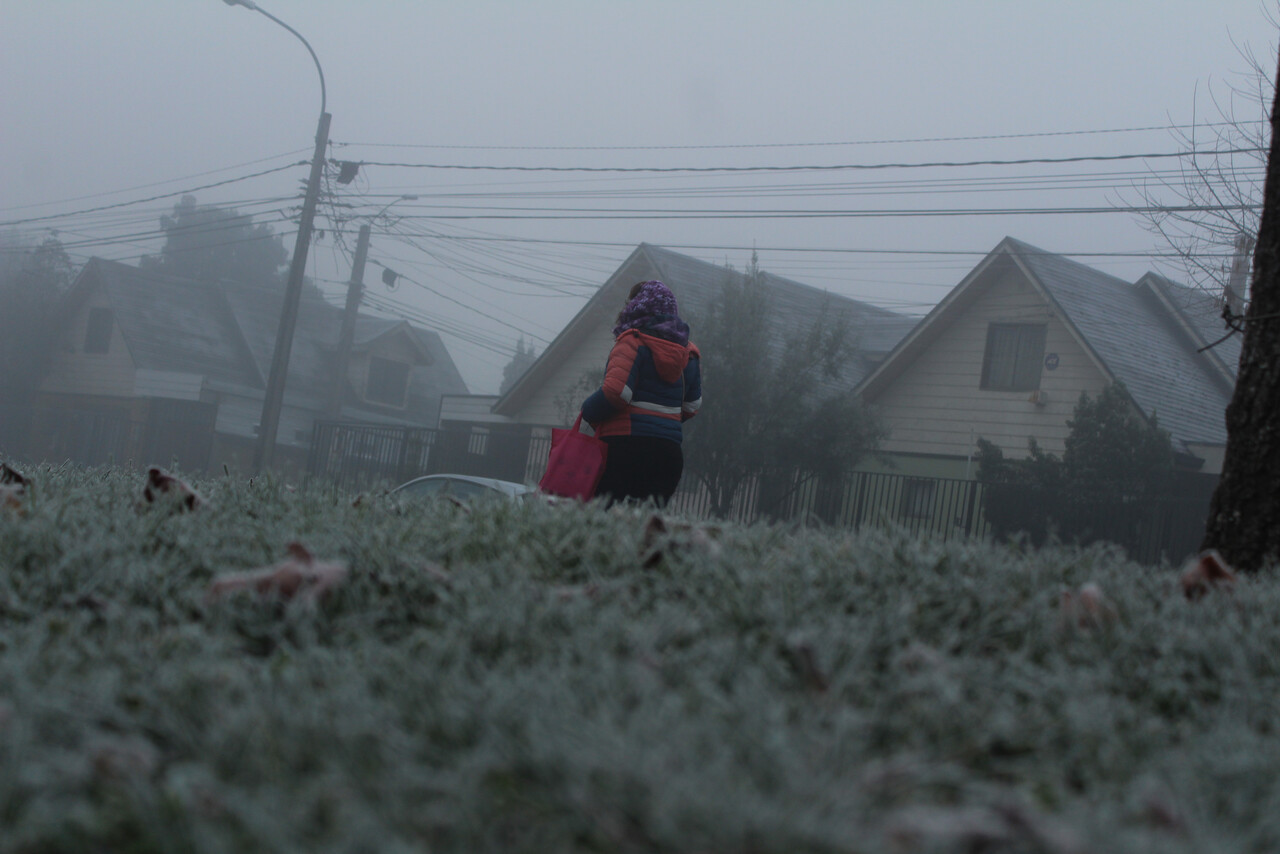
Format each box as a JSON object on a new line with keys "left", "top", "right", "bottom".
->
{"left": 307, "top": 422, "right": 992, "bottom": 537}
{"left": 308, "top": 421, "right": 545, "bottom": 494}
{"left": 2, "top": 402, "right": 214, "bottom": 472}
{"left": 981, "top": 481, "right": 1212, "bottom": 567}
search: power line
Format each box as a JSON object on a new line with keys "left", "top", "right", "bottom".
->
{"left": 338, "top": 165, "right": 1266, "bottom": 204}
{"left": 360, "top": 291, "right": 515, "bottom": 363}
{"left": 330, "top": 121, "right": 1244, "bottom": 152}
{"left": 0, "top": 162, "right": 307, "bottom": 228}
{"left": 0, "top": 149, "right": 311, "bottom": 214}
{"left": 336, "top": 147, "right": 1264, "bottom": 174}
{"left": 320, "top": 229, "right": 1241, "bottom": 260}
{"left": 366, "top": 202, "right": 1261, "bottom": 221}
{"left": 365, "top": 258, "right": 553, "bottom": 345}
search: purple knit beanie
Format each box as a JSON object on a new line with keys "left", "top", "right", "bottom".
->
{"left": 612, "top": 280, "right": 689, "bottom": 344}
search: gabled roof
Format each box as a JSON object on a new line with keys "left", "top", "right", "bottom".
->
{"left": 495, "top": 243, "right": 918, "bottom": 415}
{"left": 214, "top": 278, "right": 465, "bottom": 413}
{"left": 1137, "top": 272, "right": 1240, "bottom": 386}
{"left": 72, "top": 258, "right": 262, "bottom": 388}
{"left": 351, "top": 317, "right": 435, "bottom": 364}
{"left": 68, "top": 258, "right": 468, "bottom": 423}
{"left": 857, "top": 237, "right": 1234, "bottom": 451}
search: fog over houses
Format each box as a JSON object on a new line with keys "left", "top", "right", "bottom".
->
{"left": 0, "top": 1, "right": 1270, "bottom": 553}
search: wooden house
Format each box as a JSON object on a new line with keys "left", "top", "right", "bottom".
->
{"left": 28, "top": 258, "right": 467, "bottom": 472}
{"left": 855, "top": 237, "right": 1237, "bottom": 479}
{"left": 440, "top": 242, "right": 917, "bottom": 432}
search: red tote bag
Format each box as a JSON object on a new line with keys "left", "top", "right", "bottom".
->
{"left": 539, "top": 415, "right": 608, "bottom": 500}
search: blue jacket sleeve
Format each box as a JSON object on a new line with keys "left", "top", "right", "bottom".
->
{"left": 681, "top": 352, "right": 702, "bottom": 421}
{"left": 580, "top": 388, "right": 617, "bottom": 426}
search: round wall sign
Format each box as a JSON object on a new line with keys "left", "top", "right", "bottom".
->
{"left": 1044, "top": 353, "right": 1060, "bottom": 370}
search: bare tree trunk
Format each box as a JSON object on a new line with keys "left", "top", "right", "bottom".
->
{"left": 1202, "top": 52, "right": 1280, "bottom": 571}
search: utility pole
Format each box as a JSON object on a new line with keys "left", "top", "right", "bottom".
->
{"left": 328, "top": 222, "right": 371, "bottom": 415}
{"left": 253, "top": 110, "right": 331, "bottom": 472}
{"left": 222, "top": 0, "right": 332, "bottom": 473}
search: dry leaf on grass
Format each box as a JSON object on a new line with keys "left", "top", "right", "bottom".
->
{"left": 1180, "top": 549, "right": 1237, "bottom": 600}
{"left": 142, "top": 466, "right": 205, "bottom": 511}
{"left": 551, "top": 583, "right": 601, "bottom": 602}
{"left": 640, "top": 513, "right": 723, "bottom": 568}
{"left": 1, "top": 462, "right": 28, "bottom": 487}
{"left": 1058, "top": 581, "right": 1118, "bottom": 632}
{"left": 894, "top": 642, "right": 944, "bottom": 674}
{"left": 1140, "top": 790, "right": 1189, "bottom": 835}
{"left": 208, "top": 543, "right": 348, "bottom": 604}
{"left": 886, "top": 802, "right": 1084, "bottom": 854}
{"left": 420, "top": 562, "right": 452, "bottom": 585}
{"left": 60, "top": 593, "right": 112, "bottom": 619}
{"left": 1, "top": 463, "right": 28, "bottom": 511}
{"left": 781, "top": 636, "right": 829, "bottom": 693}
{"left": 0, "top": 484, "right": 24, "bottom": 512}
{"left": 89, "top": 735, "right": 160, "bottom": 782}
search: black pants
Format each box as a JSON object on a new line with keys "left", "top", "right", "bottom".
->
{"left": 596, "top": 436, "right": 683, "bottom": 507}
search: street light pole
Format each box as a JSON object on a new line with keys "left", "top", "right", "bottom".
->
{"left": 223, "top": 0, "right": 331, "bottom": 473}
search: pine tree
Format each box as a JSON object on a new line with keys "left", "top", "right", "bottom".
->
{"left": 683, "top": 254, "right": 882, "bottom": 517}
{"left": 499, "top": 337, "right": 538, "bottom": 396}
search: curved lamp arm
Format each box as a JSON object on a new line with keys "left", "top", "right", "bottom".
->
{"left": 222, "top": 0, "right": 326, "bottom": 116}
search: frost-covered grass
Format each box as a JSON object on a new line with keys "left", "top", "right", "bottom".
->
{"left": 1, "top": 464, "right": 1279, "bottom": 853}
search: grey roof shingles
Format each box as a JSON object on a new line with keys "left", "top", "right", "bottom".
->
{"left": 78, "top": 259, "right": 467, "bottom": 424}
{"left": 1006, "top": 238, "right": 1232, "bottom": 448}
{"left": 495, "top": 243, "right": 920, "bottom": 417}
{"left": 92, "top": 259, "right": 261, "bottom": 388}
{"left": 1140, "top": 272, "right": 1241, "bottom": 380}
{"left": 640, "top": 243, "right": 918, "bottom": 361}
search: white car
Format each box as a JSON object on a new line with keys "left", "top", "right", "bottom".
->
{"left": 391, "top": 473, "right": 533, "bottom": 502}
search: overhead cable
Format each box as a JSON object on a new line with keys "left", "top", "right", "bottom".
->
{"left": 330, "top": 121, "right": 1245, "bottom": 151}
{"left": 0, "top": 162, "right": 307, "bottom": 228}
{"left": 336, "top": 148, "right": 1264, "bottom": 174}
{"left": 0, "top": 149, "right": 311, "bottom": 214}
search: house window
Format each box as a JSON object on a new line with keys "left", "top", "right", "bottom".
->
{"left": 980, "top": 323, "right": 1047, "bottom": 391}
{"left": 467, "top": 426, "right": 489, "bottom": 456}
{"left": 366, "top": 357, "right": 410, "bottom": 407}
{"left": 84, "top": 307, "right": 113, "bottom": 354}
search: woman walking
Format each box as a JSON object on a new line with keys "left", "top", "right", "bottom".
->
{"left": 580, "top": 280, "right": 702, "bottom": 506}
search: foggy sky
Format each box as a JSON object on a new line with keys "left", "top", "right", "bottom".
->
{"left": 2, "top": 1, "right": 1274, "bottom": 393}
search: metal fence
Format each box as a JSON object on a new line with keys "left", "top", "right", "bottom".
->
{"left": 306, "top": 420, "right": 1213, "bottom": 565}
{"left": 1, "top": 402, "right": 213, "bottom": 471}
{"left": 981, "top": 481, "right": 1212, "bottom": 566}
{"left": 307, "top": 420, "right": 989, "bottom": 537}
{"left": 308, "top": 421, "right": 545, "bottom": 493}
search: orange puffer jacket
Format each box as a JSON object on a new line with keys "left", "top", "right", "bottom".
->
{"left": 580, "top": 329, "right": 702, "bottom": 442}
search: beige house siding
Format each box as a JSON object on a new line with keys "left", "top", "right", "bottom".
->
{"left": 493, "top": 252, "right": 647, "bottom": 424}
{"left": 515, "top": 324, "right": 613, "bottom": 427}
{"left": 133, "top": 370, "right": 204, "bottom": 401}
{"left": 874, "top": 268, "right": 1110, "bottom": 461}
{"left": 213, "top": 394, "right": 261, "bottom": 438}
{"left": 856, "top": 453, "right": 975, "bottom": 480}
{"left": 208, "top": 394, "right": 315, "bottom": 448}
{"left": 438, "top": 395, "right": 505, "bottom": 426}
{"left": 42, "top": 294, "right": 136, "bottom": 397}
{"left": 1185, "top": 443, "right": 1225, "bottom": 476}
